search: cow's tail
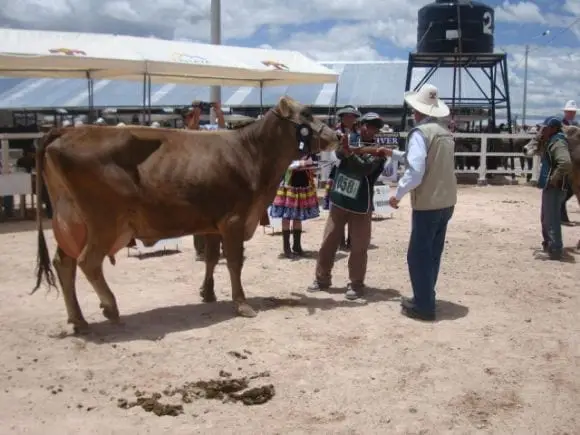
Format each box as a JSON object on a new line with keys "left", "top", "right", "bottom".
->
{"left": 32, "top": 129, "right": 62, "bottom": 294}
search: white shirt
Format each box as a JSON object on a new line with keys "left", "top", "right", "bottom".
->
{"left": 390, "top": 131, "right": 428, "bottom": 201}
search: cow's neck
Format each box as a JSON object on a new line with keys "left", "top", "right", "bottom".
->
{"left": 242, "top": 111, "right": 301, "bottom": 192}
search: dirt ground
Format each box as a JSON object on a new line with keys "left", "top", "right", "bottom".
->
{"left": 0, "top": 185, "right": 578, "bottom": 434}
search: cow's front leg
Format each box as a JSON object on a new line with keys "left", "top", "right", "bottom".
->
{"left": 200, "top": 235, "right": 221, "bottom": 302}
{"left": 223, "top": 226, "right": 255, "bottom": 318}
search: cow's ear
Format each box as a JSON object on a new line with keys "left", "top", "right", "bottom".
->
{"left": 278, "top": 96, "right": 292, "bottom": 118}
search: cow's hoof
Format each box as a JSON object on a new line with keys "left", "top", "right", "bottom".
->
{"left": 69, "top": 319, "right": 90, "bottom": 335}
{"left": 100, "top": 304, "right": 120, "bottom": 322}
{"left": 236, "top": 303, "right": 257, "bottom": 318}
{"left": 200, "top": 290, "right": 217, "bottom": 303}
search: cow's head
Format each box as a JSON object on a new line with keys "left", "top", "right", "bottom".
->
{"left": 523, "top": 134, "right": 541, "bottom": 156}
{"left": 274, "top": 96, "right": 341, "bottom": 154}
{"left": 524, "top": 124, "right": 574, "bottom": 156}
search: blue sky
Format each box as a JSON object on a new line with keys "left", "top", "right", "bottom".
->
{"left": 0, "top": 0, "right": 579, "bottom": 117}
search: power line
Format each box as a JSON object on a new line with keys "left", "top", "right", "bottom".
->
{"left": 511, "top": 16, "right": 580, "bottom": 69}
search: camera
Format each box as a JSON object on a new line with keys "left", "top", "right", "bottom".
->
{"left": 192, "top": 101, "right": 212, "bottom": 111}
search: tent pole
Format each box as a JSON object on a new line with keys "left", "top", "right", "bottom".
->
{"left": 259, "top": 81, "right": 263, "bottom": 116}
{"left": 210, "top": 0, "right": 222, "bottom": 122}
{"left": 332, "top": 82, "right": 339, "bottom": 126}
{"left": 86, "top": 71, "right": 94, "bottom": 123}
{"left": 142, "top": 73, "right": 146, "bottom": 125}
{"left": 147, "top": 75, "right": 152, "bottom": 124}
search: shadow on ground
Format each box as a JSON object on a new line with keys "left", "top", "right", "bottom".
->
{"left": 435, "top": 300, "right": 469, "bottom": 322}
{"left": 56, "top": 288, "right": 401, "bottom": 344}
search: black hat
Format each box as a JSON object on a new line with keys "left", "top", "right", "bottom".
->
{"left": 358, "top": 112, "right": 384, "bottom": 128}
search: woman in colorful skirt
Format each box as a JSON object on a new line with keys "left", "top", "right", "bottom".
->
{"left": 270, "top": 155, "right": 319, "bottom": 258}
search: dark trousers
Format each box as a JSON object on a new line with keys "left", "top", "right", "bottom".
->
{"left": 560, "top": 186, "right": 575, "bottom": 222}
{"left": 316, "top": 205, "right": 372, "bottom": 287}
{"left": 542, "top": 188, "right": 566, "bottom": 254}
{"left": 2, "top": 196, "right": 14, "bottom": 216}
{"left": 407, "top": 206, "right": 454, "bottom": 314}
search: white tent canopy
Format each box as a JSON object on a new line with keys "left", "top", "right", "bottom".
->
{"left": 0, "top": 28, "right": 338, "bottom": 86}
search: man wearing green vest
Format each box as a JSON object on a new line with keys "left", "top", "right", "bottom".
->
{"left": 534, "top": 117, "right": 572, "bottom": 261}
{"left": 308, "top": 113, "right": 388, "bottom": 300}
{"left": 388, "top": 84, "right": 457, "bottom": 321}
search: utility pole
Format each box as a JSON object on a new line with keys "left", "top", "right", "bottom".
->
{"left": 522, "top": 44, "right": 529, "bottom": 127}
{"left": 522, "top": 30, "right": 549, "bottom": 127}
{"left": 210, "top": 0, "right": 221, "bottom": 122}
{"left": 456, "top": 0, "right": 462, "bottom": 125}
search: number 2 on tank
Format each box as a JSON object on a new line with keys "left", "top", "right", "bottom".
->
{"left": 482, "top": 11, "right": 492, "bottom": 35}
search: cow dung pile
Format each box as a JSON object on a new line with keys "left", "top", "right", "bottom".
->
{"left": 117, "top": 371, "right": 274, "bottom": 416}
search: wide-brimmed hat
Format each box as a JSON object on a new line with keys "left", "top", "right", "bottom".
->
{"left": 336, "top": 105, "right": 361, "bottom": 117}
{"left": 404, "top": 84, "right": 450, "bottom": 118}
{"left": 358, "top": 112, "right": 384, "bottom": 128}
{"left": 562, "top": 100, "right": 577, "bottom": 111}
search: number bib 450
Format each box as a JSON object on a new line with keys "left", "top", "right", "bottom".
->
{"left": 333, "top": 173, "right": 361, "bottom": 199}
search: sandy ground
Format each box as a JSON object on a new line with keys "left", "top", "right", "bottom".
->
{"left": 0, "top": 184, "right": 578, "bottom": 434}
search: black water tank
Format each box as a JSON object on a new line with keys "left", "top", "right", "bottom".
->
{"left": 417, "top": 0, "right": 494, "bottom": 53}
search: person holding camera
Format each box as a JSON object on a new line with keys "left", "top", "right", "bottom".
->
{"left": 308, "top": 113, "right": 387, "bottom": 300}
{"left": 185, "top": 101, "right": 226, "bottom": 131}
{"left": 323, "top": 105, "right": 361, "bottom": 250}
{"left": 186, "top": 101, "right": 226, "bottom": 260}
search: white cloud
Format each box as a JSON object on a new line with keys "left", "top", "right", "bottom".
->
{"left": 495, "top": 1, "right": 546, "bottom": 23}
{"left": 0, "top": 0, "right": 579, "bottom": 117}
{"left": 564, "top": 0, "right": 580, "bottom": 15}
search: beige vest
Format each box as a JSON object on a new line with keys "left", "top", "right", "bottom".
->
{"left": 409, "top": 122, "right": 457, "bottom": 210}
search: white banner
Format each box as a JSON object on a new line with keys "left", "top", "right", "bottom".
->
{"left": 372, "top": 185, "right": 394, "bottom": 215}
{"left": 266, "top": 206, "right": 282, "bottom": 231}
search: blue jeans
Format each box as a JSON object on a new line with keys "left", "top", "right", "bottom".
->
{"left": 407, "top": 206, "right": 455, "bottom": 314}
{"left": 541, "top": 188, "right": 566, "bottom": 255}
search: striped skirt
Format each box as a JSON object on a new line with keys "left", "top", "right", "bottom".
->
{"left": 270, "top": 185, "right": 320, "bottom": 221}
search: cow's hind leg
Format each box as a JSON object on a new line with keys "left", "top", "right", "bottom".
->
{"left": 200, "top": 235, "right": 221, "bottom": 302}
{"left": 77, "top": 242, "right": 120, "bottom": 322}
{"left": 52, "top": 247, "right": 88, "bottom": 333}
{"left": 222, "top": 225, "right": 256, "bottom": 318}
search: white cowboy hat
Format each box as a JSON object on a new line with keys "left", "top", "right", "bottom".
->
{"left": 116, "top": 122, "right": 126, "bottom": 127}
{"left": 562, "top": 100, "right": 577, "bottom": 111}
{"left": 404, "top": 84, "right": 450, "bottom": 118}
{"left": 150, "top": 121, "right": 160, "bottom": 128}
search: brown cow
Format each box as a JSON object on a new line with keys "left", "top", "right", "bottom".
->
{"left": 32, "top": 96, "right": 340, "bottom": 333}
{"left": 524, "top": 124, "right": 580, "bottom": 249}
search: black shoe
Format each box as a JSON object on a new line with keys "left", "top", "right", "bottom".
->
{"left": 282, "top": 230, "right": 293, "bottom": 258}
{"left": 345, "top": 283, "right": 364, "bottom": 300}
{"left": 400, "top": 297, "right": 435, "bottom": 321}
{"left": 307, "top": 280, "right": 330, "bottom": 292}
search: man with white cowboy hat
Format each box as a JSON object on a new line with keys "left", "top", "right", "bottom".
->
{"left": 387, "top": 83, "right": 457, "bottom": 321}
{"left": 560, "top": 99, "right": 577, "bottom": 226}
{"left": 562, "top": 100, "right": 578, "bottom": 126}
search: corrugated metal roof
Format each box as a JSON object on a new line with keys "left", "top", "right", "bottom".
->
{"left": 0, "top": 61, "right": 500, "bottom": 109}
